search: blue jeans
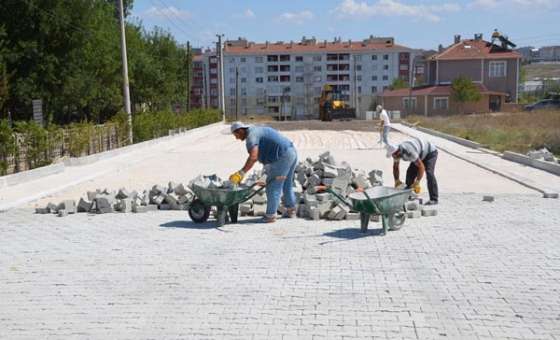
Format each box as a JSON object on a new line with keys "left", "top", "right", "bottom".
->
{"left": 265, "top": 147, "right": 298, "bottom": 216}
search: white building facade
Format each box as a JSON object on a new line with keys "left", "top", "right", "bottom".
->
{"left": 223, "top": 37, "right": 416, "bottom": 119}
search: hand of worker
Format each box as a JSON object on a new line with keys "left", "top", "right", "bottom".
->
{"left": 412, "top": 180, "right": 421, "bottom": 194}
{"left": 394, "top": 179, "right": 403, "bottom": 188}
{"left": 229, "top": 170, "right": 245, "bottom": 185}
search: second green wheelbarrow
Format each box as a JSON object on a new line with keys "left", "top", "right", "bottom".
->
{"left": 326, "top": 186, "right": 412, "bottom": 235}
{"left": 188, "top": 182, "right": 266, "bottom": 227}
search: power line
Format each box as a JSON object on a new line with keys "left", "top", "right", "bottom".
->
{"left": 148, "top": 0, "right": 203, "bottom": 47}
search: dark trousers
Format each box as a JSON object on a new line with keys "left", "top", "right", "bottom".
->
{"left": 405, "top": 150, "right": 439, "bottom": 202}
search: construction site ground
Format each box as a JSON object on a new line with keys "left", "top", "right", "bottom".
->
{"left": 1, "top": 121, "right": 560, "bottom": 339}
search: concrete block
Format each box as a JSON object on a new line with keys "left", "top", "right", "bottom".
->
{"left": 46, "top": 202, "right": 58, "bottom": 213}
{"left": 87, "top": 191, "right": 98, "bottom": 201}
{"left": 315, "top": 193, "right": 331, "bottom": 201}
{"left": 133, "top": 204, "right": 158, "bottom": 213}
{"left": 253, "top": 203, "right": 266, "bottom": 216}
{"left": 322, "top": 178, "right": 334, "bottom": 186}
{"left": 35, "top": 207, "right": 49, "bottom": 214}
{"left": 370, "top": 215, "right": 380, "bottom": 222}
{"left": 421, "top": 209, "right": 438, "bottom": 217}
{"left": 352, "top": 174, "right": 371, "bottom": 189}
{"left": 165, "top": 193, "right": 181, "bottom": 210}
{"left": 116, "top": 188, "right": 130, "bottom": 199}
{"left": 77, "top": 198, "right": 92, "bottom": 213}
{"left": 239, "top": 203, "right": 253, "bottom": 216}
{"left": 94, "top": 197, "right": 113, "bottom": 214}
{"left": 174, "top": 183, "right": 190, "bottom": 196}
{"left": 309, "top": 207, "right": 320, "bottom": 220}
{"left": 151, "top": 185, "right": 166, "bottom": 195}
{"left": 168, "top": 181, "right": 178, "bottom": 194}
{"left": 129, "top": 190, "right": 138, "bottom": 200}
{"left": 159, "top": 204, "right": 172, "bottom": 210}
{"left": 152, "top": 195, "right": 166, "bottom": 205}
{"left": 368, "top": 169, "right": 383, "bottom": 186}
{"left": 57, "top": 209, "right": 68, "bottom": 217}
{"left": 406, "top": 201, "right": 420, "bottom": 211}
{"left": 322, "top": 164, "right": 339, "bottom": 178}
{"left": 296, "top": 172, "right": 307, "bottom": 187}
{"left": 407, "top": 210, "right": 421, "bottom": 218}
{"left": 482, "top": 195, "right": 495, "bottom": 202}
{"left": 253, "top": 193, "right": 267, "bottom": 204}
{"left": 307, "top": 174, "right": 322, "bottom": 187}
{"left": 543, "top": 192, "right": 559, "bottom": 199}
{"left": 116, "top": 198, "right": 133, "bottom": 213}
{"left": 346, "top": 212, "right": 360, "bottom": 220}
{"left": 58, "top": 200, "right": 76, "bottom": 214}
{"left": 317, "top": 201, "right": 333, "bottom": 217}
{"left": 297, "top": 204, "right": 307, "bottom": 218}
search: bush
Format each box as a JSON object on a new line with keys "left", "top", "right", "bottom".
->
{"left": 66, "top": 121, "right": 94, "bottom": 157}
{"left": 14, "top": 121, "right": 50, "bottom": 169}
{"left": 0, "top": 119, "right": 16, "bottom": 175}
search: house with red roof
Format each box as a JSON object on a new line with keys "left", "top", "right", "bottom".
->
{"left": 382, "top": 31, "right": 522, "bottom": 116}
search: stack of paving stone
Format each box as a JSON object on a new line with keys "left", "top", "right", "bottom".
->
{"left": 527, "top": 147, "right": 559, "bottom": 164}
{"left": 36, "top": 181, "right": 194, "bottom": 216}
{"left": 404, "top": 197, "right": 437, "bottom": 218}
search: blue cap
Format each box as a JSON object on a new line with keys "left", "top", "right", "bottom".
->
{"left": 230, "top": 121, "right": 250, "bottom": 133}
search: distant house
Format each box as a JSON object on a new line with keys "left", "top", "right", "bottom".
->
{"left": 382, "top": 32, "right": 522, "bottom": 115}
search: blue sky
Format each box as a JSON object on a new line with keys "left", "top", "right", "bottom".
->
{"left": 130, "top": 0, "right": 560, "bottom": 50}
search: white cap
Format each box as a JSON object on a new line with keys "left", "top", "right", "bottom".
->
{"left": 376, "top": 105, "right": 383, "bottom": 112}
{"left": 230, "top": 121, "right": 250, "bottom": 133}
{"left": 385, "top": 143, "right": 398, "bottom": 158}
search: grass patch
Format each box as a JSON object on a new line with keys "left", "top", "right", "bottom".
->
{"left": 406, "top": 110, "right": 560, "bottom": 156}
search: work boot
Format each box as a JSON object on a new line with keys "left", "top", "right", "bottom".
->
{"left": 425, "top": 200, "right": 438, "bottom": 206}
{"left": 283, "top": 207, "right": 296, "bottom": 218}
{"left": 261, "top": 215, "right": 276, "bottom": 223}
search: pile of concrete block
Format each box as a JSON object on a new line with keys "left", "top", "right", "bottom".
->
{"left": 36, "top": 181, "right": 194, "bottom": 216}
{"left": 404, "top": 197, "right": 437, "bottom": 218}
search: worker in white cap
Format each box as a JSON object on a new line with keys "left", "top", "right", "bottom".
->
{"left": 386, "top": 137, "right": 439, "bottom": 205}
{"left": 229, "top": 122, "right": 298, "bottom": 222}
{"left": 376, "top": 105, "right": 391, "bottom": 145}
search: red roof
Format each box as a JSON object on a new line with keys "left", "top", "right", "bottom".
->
{"left": 381, "top": 84, "right": 506, "bottom": 97}
{"left": 430, "top": 39, "right": 521, "bottom": 60}
{"left": 224, "top": 41, "right": 412, "bottom": 55}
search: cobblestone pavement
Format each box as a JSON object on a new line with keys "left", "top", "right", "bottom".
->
{"left": 1, "top": 193, "right": 559, "bottom": 339}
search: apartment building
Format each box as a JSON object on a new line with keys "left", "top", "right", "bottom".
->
{"left": 190, "top": 50, "right": 221, "bottom": 110}
{"left": 222, "top": 36, "right": 415, "bottom": 119}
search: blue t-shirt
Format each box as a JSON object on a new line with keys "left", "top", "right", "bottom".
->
{"left": 245, "top": 126, "right": 293, "bottom": 164}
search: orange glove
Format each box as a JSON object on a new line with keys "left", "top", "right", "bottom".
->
{"left": 412, "top": 180, "right": 421, "bottom": 194}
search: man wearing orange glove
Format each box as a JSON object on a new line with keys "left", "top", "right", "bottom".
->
{"left": 386, "top": 138, "right": 439, "bottom": 205}
{"left": 229, "top": 122, "right": 298, "bottom": 222}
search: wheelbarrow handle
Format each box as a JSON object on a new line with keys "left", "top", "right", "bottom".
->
{"left": 324, "top": 187, "right": 354, "bottom": 209}
{"left": 239, "top": 182, "right": 267, "bottom": 203}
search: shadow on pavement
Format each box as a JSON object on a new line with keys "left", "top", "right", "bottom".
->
{"left": 159, "top": 217, "right": 264, "bottom": 230}
{"left": 319, "top": 227, "right": 384, "bottom": 245}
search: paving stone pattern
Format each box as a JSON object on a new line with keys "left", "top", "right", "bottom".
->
{"left": 1, "top": 193, "right": 560, "bottom": 339}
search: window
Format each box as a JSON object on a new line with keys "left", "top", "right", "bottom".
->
{"left": 383, "top": 65, "right": 389, "bottom": 70}
{"left": 356, "top": 65, "right": 362, "bottom": 71}
{"left": 255, "top": 56, "right": 264, "bottom": 63}
{"left": 229, "top": 57, "right": 235, "bottom": 63}
{"left": 314, "top": 76, "right": 322, "bottom": 82}
{"left": 339, "top": 74, "right": 350, "bottom": 81}
{"left": 339, "top": 64, "right": 350, "bottom": 71}
{"left": 257, "top": 97, "right": 266, "bottom": 105}
{"left": 241, "top": 88, "right": 247, "bottom": 96}
{"left": 357, "top": 86, "right": 362, "bottom": 94}
{"left": 434, "top": 97, "right": 449, "bottom": 110}
{"left": 267, "top": 65, "right": 279, "bottom": 72}
{"left": 371, "top": 86, "right": 378, "bottom": 93}
{"left": 296, "top": 76, "right": 304, "bottom": 82}
{"left": 229, "top": 67, "right": 235, "bottom": 73}
{"left": 383, "top": 54, "right": 389, "bottom": 60}
{"left": 280, "top": 55, "right": 290, "bottom": 62}
{"left": 327, "top": 54, "right": 338, "bottom": 61}
{"left": 256, "top": 77, "right": 264, "bottom": 83}
{"left": 314, "top": 66, "right": 322, "bottom": 72}
{"left": 382, "top": 75, "right": 388, "bottom": 81}
{"left": 240, "top": 57, "right": 246, "bottom": 62}
{"left": 312, "top": 55, "right": 322, "bottom": 61}
{"left": 255, "top": 67, "right": 264, "bottom": 73}
{"left": 339, "top": 54, "right": 350, "bottom": 61}
{"left": 240, "top": 77, "right": 247, "bottom": 83}
{"left": 327, "top": 75, "right": 338, "bottom": 81}
{"left": 489, "top": 61, "right": 507, "bottom": 77}
{"left": 229, "top": 88, "right": 235, "bottom": 95}
{"left": 327, "top": 64, "right": 338, "bottom": 71}
{"left": 403, "top": 97, "right": 417, "bottom": 109}
{"left": 210, "top": 78, "right": 217, "bottom": 84}
{"left": 296, "top": 56, "right": 304, "bottom": 62}
{"left": 280, "top": 75, "right": 290, "bottom": 82}
{"left": 372, "top": 75, "right": 378, "bottom": 81}
{"left": 267, "top": 55, "right": 278, "bottom": 62}
{"left": 268, "top": 96, "right": 279, "bottom": 103}
{"left": 210, "top": 88, "right": 218, "bottom": 96}
{"left": 400, "top": 64, "right": 409, "bottom": 71}
{"left": 371, "top": 55, "right": 378, "bottom": 61}
{"left": 280, "top": 65, "right": 290, "bottom": 72}
{"left": 267, "top": 75, "right": 279, "bottom": 82}
{"left": 357, "top": 75, "right": 362, "bottom": 81}
{"left": 354, "top": 55, "right": 362, "bottom": 61}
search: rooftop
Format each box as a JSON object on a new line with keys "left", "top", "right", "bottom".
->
{"left": 381, "top": 84, "right": 507, "bottom": 97}
{"left": 431, "top": 39, "right": 521, "bottom": 61}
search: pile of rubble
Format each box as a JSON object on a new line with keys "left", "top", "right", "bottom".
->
{"left": 35, "top": 181, "right": 195, "bottom": 216}
{"left": 527, "top": 147, "right": 559, "bottom": 164}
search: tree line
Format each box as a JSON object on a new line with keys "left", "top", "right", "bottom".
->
{"left": 0, "top": 0, "right": 192, "bottom": 125}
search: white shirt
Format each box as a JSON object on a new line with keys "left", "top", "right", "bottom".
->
{"left": 379, "top": 109, "right": 391, "bottom": 127}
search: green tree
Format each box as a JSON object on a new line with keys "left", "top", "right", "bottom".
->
{"left": 390, "top": 78, "right": 409, "bottom": 90}
{"left": 452, "top": 76, "right": 482, "bottom": 114}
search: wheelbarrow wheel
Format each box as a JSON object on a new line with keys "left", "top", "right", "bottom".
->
{"left": 188, "top": 199, "right": 210, "bottom": 223}
{"left": 388, "top": 212, "right": 406, "bottom": 231}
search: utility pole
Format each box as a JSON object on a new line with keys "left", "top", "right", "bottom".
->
{"left": 186, "top": 41, "right": 191, "bottom": 112}
{"left": 216, "top": 34, "right": 225, "bottom": 121}
{"left": 117, "top": 0, "right": 133, "bottom": 144}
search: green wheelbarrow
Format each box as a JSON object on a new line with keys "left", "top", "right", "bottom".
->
{"left": 188, "top": 183, "right": 266, "bottom": 227}
{"left": 326, "top": 186, "right": 412, "bottom": 235}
